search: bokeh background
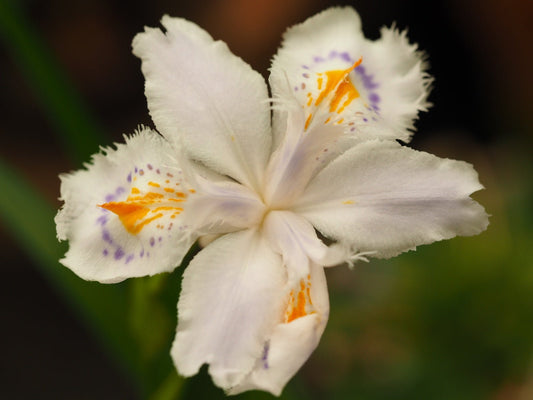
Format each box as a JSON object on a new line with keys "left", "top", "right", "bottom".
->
{"left": 1, "top": 0, "right": 532, "bottom": 399}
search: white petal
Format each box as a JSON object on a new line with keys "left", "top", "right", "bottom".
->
{"left": 55, "top": 128, "right": 197, "bottom": 283}
{"left": 263, "top": 210, "right": 327, "bottom": 287}
{"left": 184, "top": 176, "right": 265, "bottom": 235}
{"left": 294, "top": 140, "right": 489, "bottom": 259}
{"left": 171, "top": 229, "right": 286, "bottom": 389}
{"left": 132, "top": 16, "right": 271, "bottom": 191}
{"left": 263, "top": 107, "right": 345, "bottom": 208}
{"left": 270, "top": 7, "right": 431, "bottom": 147}
{"left": 229, "top": 263, "right": 329, "bottom": 396}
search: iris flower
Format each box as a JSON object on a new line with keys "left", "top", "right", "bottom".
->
{"left": 55, "top": 7, "right": 488, "bottom": 396}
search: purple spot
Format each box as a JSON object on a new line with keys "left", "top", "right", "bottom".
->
{"left": 103, "top": 249, "right": 109, "bottom": 256}
{"left": 97, "top": 215, "right": 108, "bottom": 226}
{"left": 134, "top": 167, "right": 138, "bottom": 173}
{"left": 126, "top": 254, "right": 134, "bottom": 264}
{"left": 102, "top": 230, "right": 113, "bottom": 244}
{"left": 140, "top": 249, "right": 144, "bottom": 258}
{"left": 294, "top": 86, "right": 298, "bottom": 92}
{"left": 313, "top": 56, "right": 325, "bottom": 63}
{"left": 147, "top": 164, "right": 153, "bottom": 170}
{"left": 156, "top": 169, "right": 160, "bottom": 174}
{"left": 329, "top": 50, "right": 338, "bottom": 58}
{"left": 350, "top": 127, "right": 356, "bottom": 132}
{"left": 261, "top": 343, "right": 270, "bottom": 369}
{"left": 356, "top": 65, "right": 366, "bottom": 74}
{"left": 127, "top": 172, "right": 132, "bottom": 183}
{"left": 340, "top": 52, "right": 352, "bottom": 62}
{"left": 302, "top": 65, "right": 309, "bottom": 69}
{"left": 150, "top": 237, "right": 155, "bottom": 247}
{"left": 104, "top": 194, "right": 114, "bottom": 202}
{"left": 369, "top": 93, "right": 380, "bottom": 103}
{"left": 158, "top": 236, "right": 162, "bottom": 242}
{"left": 114, "top": 248, "right": 125, "bottom": 260}
{"left": 302, "top": 73, "right": 309, "bottom": 78}
{"left": 116, "top": 186, "right": 125, "bottom": 195}
{"left": 372, "top": 104, "right": 380, "bottom": 111}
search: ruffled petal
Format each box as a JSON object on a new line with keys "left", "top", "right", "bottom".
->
{"left": 132, "top": 16, "right": 272, "bottom": 192}
{"left": 294, "top": 140, "right": 489, "bottom": 259}
{"left": 229, "top": 263, "right": 329, "bottom": 396}
{"left": 55, "top": 128, "right": 197, "bottom": 283}
{"left": 171, "top": 229, "right": 286, "bottom": 390}
{"left": 270, "top": 6, "right": 431, "bottom": 148}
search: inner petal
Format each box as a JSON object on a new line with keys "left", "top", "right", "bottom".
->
{"left": 263, "top": 210, "right": 327, "bottom": 287}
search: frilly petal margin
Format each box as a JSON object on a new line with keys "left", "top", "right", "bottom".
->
{"left": 229, "top": 263, "right": 329, "bottom": 396}
{"left": 270, "top": 7, "right": 431, "bottom": 149}
{"left": 132, "top": 16, "right": 272, "bottom": 193}
{"left": 55, "top": 128, "right": 197, "bottom": 283}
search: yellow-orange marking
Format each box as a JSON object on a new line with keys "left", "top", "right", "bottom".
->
{"left": 285, "top": 276, "right": 315, "bottom": 323}
{"left": 99, "top": 189, "right": 186, "bottom": 235}
{"left": 342, "top": 200, "right": 355, "bottom": 205}
{"left": 148, "top": 181, "right": 160, "bottom": 188}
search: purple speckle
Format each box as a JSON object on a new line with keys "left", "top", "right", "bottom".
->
{"left": 294, "top": 86, "right": 298, "bottom": 92}
{"left": 261, "top": 342, "right": 270, "bottom": 369}
{"left": 363, "top": 118, "right": 368, "bottom": 122}
{"left": 149, "top": 237, "right": 155, "bottom": 247}
{"left": 156, "top": 169, "right": 160, "bottom": 174}
{"left": 125, "top": 254, "right": 134, "bottom": 264}
{"left": 158, "top": 236, "right": 162, "bottom": 242}
{"left": 302, "top": 65, "right": 309, "bottom": 69}
{"left": 313, "top": 56, "right": 325, "bottom": 63}
{"left": 329, "top": 50, "right": 338, "bottom": 58}
{"left": 350, "top": 127, "right": 356, "bottom": 132}
{"left": 302, "top": 73, "right": 309, "bottom": 78}
{"left": 340, "top": 52, "right": 352, "bottom": 62}
{"left": 97, "top": 215, "right": 108, "bottom": 226}
{"left": 127, "top": 172, "right": 132, "bottom": 183}
{"left": 116, "top": 186, "right": 125, "bottom": 195}
{"left": 114, "top": 248, "right": 125, "bottom": 260}
{"left": 147, "top": 163, "right": 153, "bottom": 170}
{"left": 356, "top": 65, "right": 366, "bottom": 73}
{"left": 140, "top": 249, "right": 144, "bottom": 258}
{"left": 104, "top": 194, "right": 114, "bottom": 202}
{"left": 134, "top": 166, "right": 138, "bottom": 173}
{"left": 103, "top": 249, "right": 109, "bottom": 256}
{"left": 102, "top": 230, "right": 113, "bottom": 244}
{"left": 369, "top": 93, "right": 380, "bottom": 103}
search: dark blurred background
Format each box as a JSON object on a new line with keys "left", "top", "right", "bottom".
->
{"left": 1, "top": 0, "right": 532, "bottom": 399}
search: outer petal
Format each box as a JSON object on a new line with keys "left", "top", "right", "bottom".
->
{"left": 229, "top": 263, "right": 329, "bottom": 396}
{"left": 270, "top": 7, "right": 431, "bottom": 147}
{"left": 171, "top": 229, "right": 286, "bottom": 389}
{"left": 294, "top": 140, "right": 489, "bottom": 259}
{"left": 55, "top": 128, "right": 197, "bottom": 283}
{"left": 132, "top": 16, "right": 271, "bottom": 192}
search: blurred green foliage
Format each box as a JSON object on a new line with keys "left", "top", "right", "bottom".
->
{"left": 1, "top": 1, "right": 532, "bottom": 399}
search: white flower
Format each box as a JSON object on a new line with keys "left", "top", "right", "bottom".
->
{"left": 55, "top": 7, "right": 488, "bottom": 396}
